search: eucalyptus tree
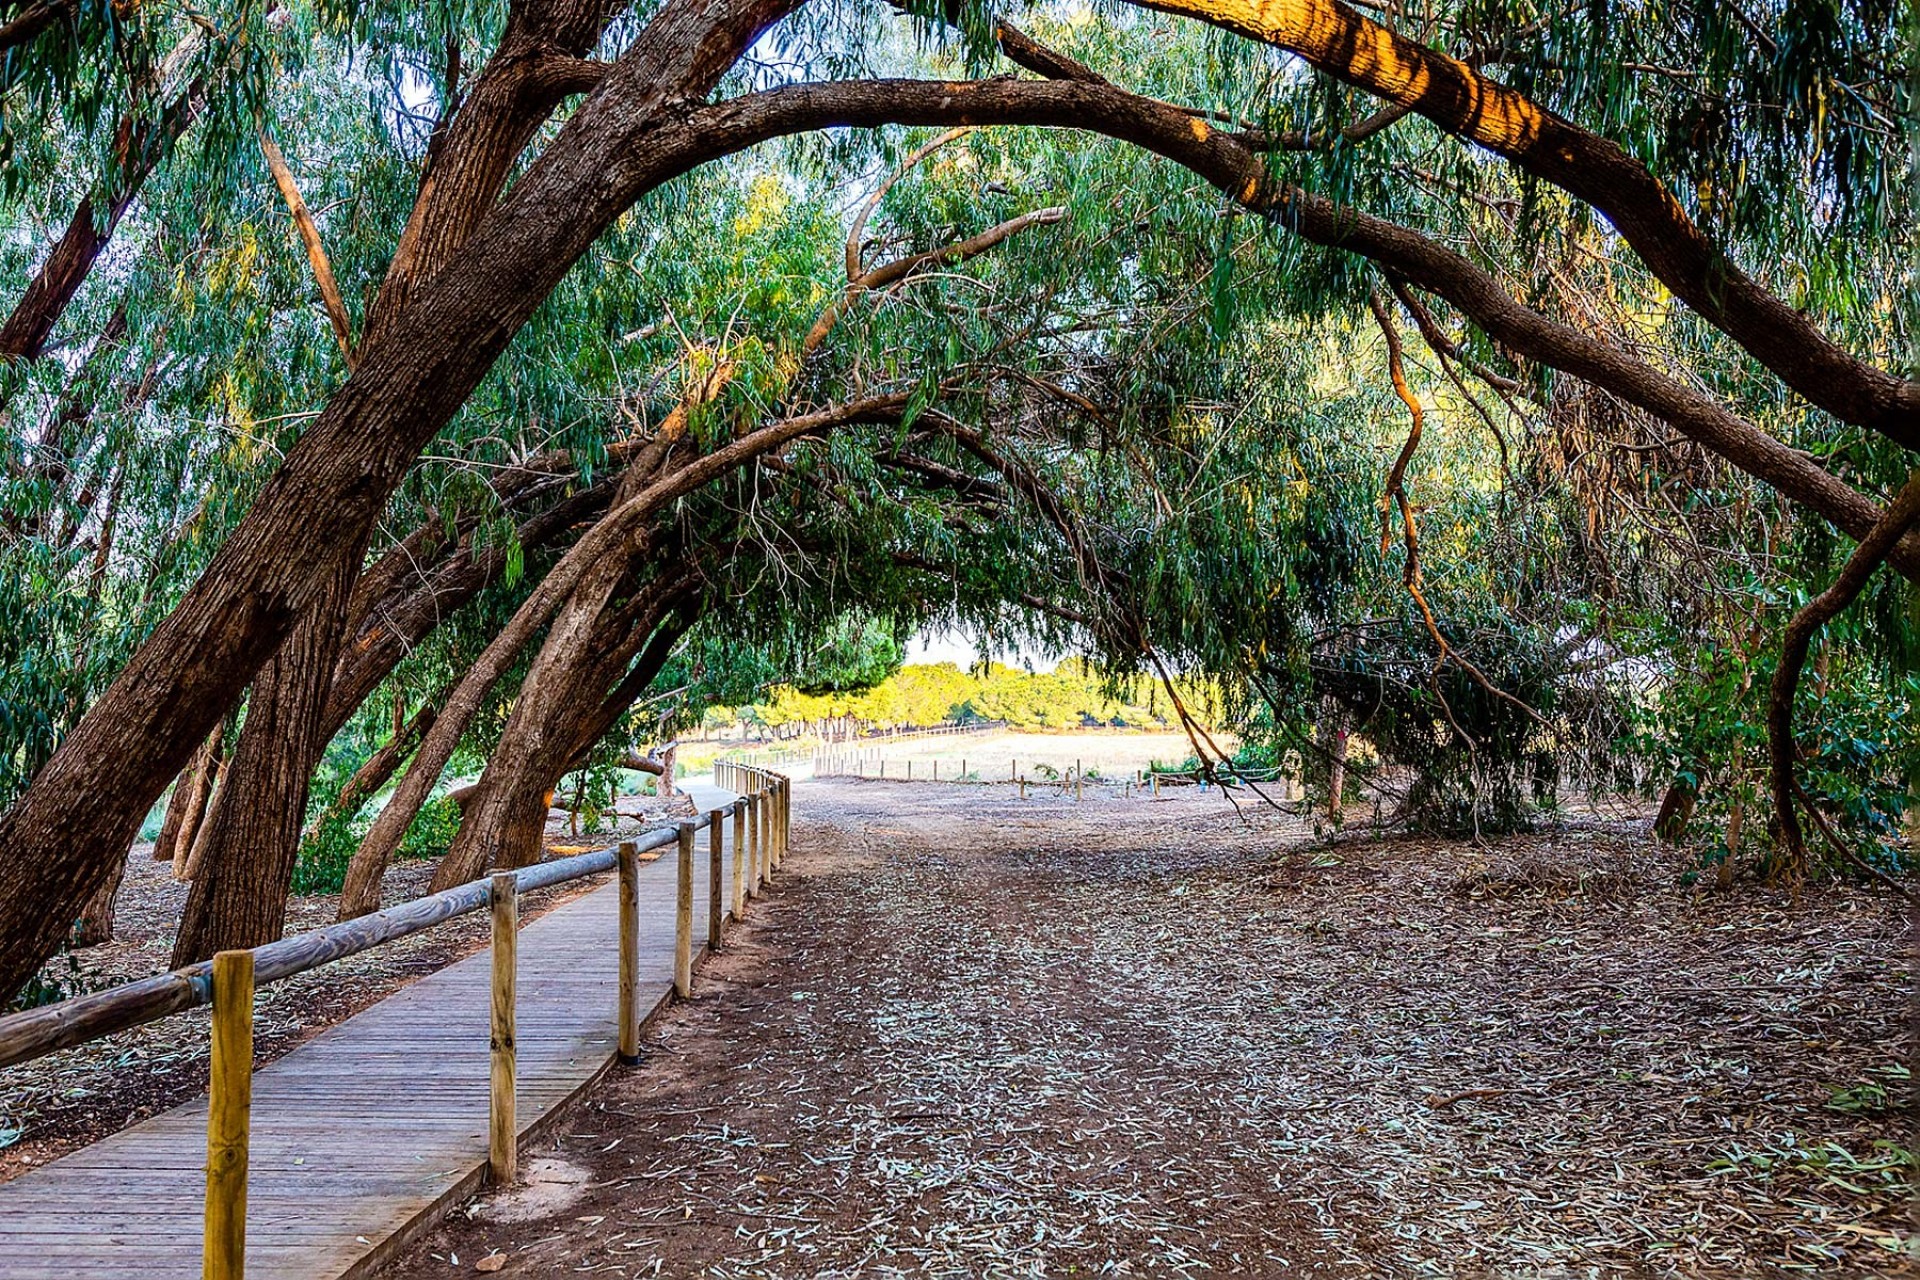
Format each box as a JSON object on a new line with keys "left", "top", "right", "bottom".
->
{"left": 1, "top": 0, "right": 1913, "bottom": 994}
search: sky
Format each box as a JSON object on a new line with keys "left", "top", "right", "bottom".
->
{"left": 904, "top": 626, "right": 1063, "bottom": 671}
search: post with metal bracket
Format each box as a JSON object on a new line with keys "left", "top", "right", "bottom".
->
{"left": 205, "top": 949, "right": 255, "bottom": 1280}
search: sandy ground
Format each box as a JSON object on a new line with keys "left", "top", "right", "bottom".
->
{"left": 380, "top": 779, "right": 1912, "bottom": 1279}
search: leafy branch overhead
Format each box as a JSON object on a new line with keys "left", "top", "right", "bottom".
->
{"left": 0, "top": 0, "right": 1913, "bottom": 996}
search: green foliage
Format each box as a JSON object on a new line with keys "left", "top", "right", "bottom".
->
{"left": 788, "top": 616, "right": 904, "bottom": 694}
{"left": 293, "top": 791, "right": 464, "bottom": 895}
{"left": 399, "top": 796, "right": 463, "bottom": 861}
{"left": 292, "top": 811, "right": 360, "bottom": 896}
{"left": 0, "top": 0, "right": 1913, "bottom": 901}
{"left": 2, "top": 949, "right": 95, "bottom": 1014}
{"left": 750, "top": 661, "right": 1178, "bottom": 733}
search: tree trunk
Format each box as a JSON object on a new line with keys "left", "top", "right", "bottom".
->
{"left": 428, "top": 556, "right": 638, "bottom": 889}
{"left": 1321, "top": 700, "right": 1348, "bottom": 822}
{"left": 169, "top": 730, "right": 226, "bottom": 879}
{"left": 0, "top": 0, "right": 791, "bottom": 999}
{"left": 72, "top": 844, "right": 132, "bottom": 947}
{"left": 174, "top": 758, "right": 224, "bottom": 881}
{"left": 152, "top": 727, "right": 220, "bottom": 862}
{"left": 171, "top": 562, "right": 357, "bottom": 965}
{"left": 431, "top": 582, "right": 697, "bottom": 891}
{"left": 1653, "top": 776, "right": 1695, "bottom": 842}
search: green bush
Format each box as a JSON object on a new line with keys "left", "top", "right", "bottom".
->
{"left": 291, "top": 794, "right": 465, "bottom": 895}
{"left": 291, "top": 812, "right": 359, "bottom": 895}
{"left": 400, "top": 796, "right": 463, "bottom": 861}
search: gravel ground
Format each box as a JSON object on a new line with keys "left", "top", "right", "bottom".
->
{"left": 381, "top": 778, "right": 1913, "bottom": 1279}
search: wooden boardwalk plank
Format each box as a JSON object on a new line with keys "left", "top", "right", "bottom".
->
{"left": 0, "top": 784, "right": 754, "bottom": 1280}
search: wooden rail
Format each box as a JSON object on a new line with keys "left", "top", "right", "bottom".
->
{"left": 0, "top": 765, "right": 792, "bottom": 1280}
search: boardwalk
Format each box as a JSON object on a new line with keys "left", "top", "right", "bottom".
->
{"left": 0, "top": 784, "right": 749, "bottom": 1280}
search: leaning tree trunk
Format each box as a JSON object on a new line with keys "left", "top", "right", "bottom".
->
{"left": 151, "top": 726, "right": 221, "bottom": 862}
{"left": 431, "top": 575, "right": 697, "bottom": 891}
{"left": 72, "top": 841, "right": 134, "bottom": 947}
{"left": 171, "top": 565, "right": 357, "bottom": 965}
{"left": 428, "top": 561, "right": 634, "bottom": 890}
{"left": 175, "top": 762, "right": 225, "bottom": 882}
{"left": 170, "top": 730, "right": 226, "bottom": 879}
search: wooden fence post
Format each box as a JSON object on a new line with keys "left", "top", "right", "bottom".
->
{"left": 756, "top": 786, "right": 771, "bottom": 886}
{"left": 617, "top": 841, "right": 640, "bottom": 1065}
{"left": 731, "top": 802, "right": 747, "bottom": 918}
{"left": 707, "top": 808, "right": 723, "bottom": 948}
{"left": 776, "top": 780, "right": 788, "bottom": 867}
{"left": 674, "top": 823, "right": 695, "bottom": 998}
{"left": 743, "top": 795, "right": 759, "bottom": 900}
{"left": 489, "top": 872, "right": 517, "bottom": 1185}
{"left": 205, "top": 949, "right": 254, "bottom": 1280}
{"left": 769, "top": 781, "right": 782, "bottom": 869}
{"left": 1018, "top": 776, "right": 1027, "bottom": 799}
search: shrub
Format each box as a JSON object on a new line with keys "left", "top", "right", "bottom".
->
{"left": 292, "top": 812, "right": 359, "bottom": 895}
{"left": 400, "top": 795, "right": 463, "bottom": 861}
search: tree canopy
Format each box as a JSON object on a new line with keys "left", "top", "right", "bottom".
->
{"left": 0, "top": 0, "right": 1914, "bottom": 997}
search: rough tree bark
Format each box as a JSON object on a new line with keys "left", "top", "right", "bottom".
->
{"left": 151, "top": 727, "right": 220, "bottom": 862}
{"left": 170, "top": 561, "right": 358, "bottom": 963}
{"left": 0, "top": 0, "right": 799, "bottom": 997}
{"left": 163, "top": 0, "right": 635, "bottom": 968}
{"left": 431, "top": 572, "right": 699, "bottom": 887}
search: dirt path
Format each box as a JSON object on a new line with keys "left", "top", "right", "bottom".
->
{"left": 382, "top": 780, "right": 1910, "bottom": 1278}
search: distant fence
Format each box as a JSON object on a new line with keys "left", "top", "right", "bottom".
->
{"left": 0, "top": 765, "right": 793, "bottom": 1280}
{"left": 815, "top": 747, "right": 1301, "bottom": 799}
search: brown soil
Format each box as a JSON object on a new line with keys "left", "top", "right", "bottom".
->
{"left": 0, "top": 793, "right": 699, "bottom": 1184}
{"left": 378, "top": 779, "right": 1913, "bottom": 1279}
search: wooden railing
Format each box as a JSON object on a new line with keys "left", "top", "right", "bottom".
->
{"left": 0, "top": 764, "right": 792, "bottom": 1280}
